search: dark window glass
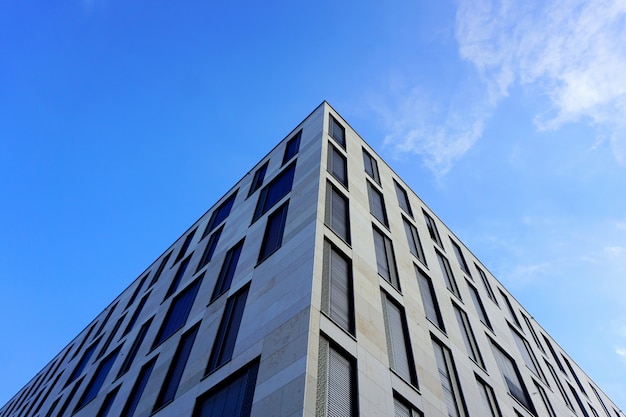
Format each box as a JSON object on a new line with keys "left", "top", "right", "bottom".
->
{"left": 96, "top": 385, "right": 120, "bottom": 417}
{"left": 122, "top": 292, "right": 150, "bottom": 337}
{"left": 125, "top": 273, "right": 149, "bottom": 310}
{"left": 416, "top": 267, "right": 445, "bottom": 330}
{"left": 453, "top": 304, "right": 483, "bottom": 367}
{"left": 545, "top": 360, "right": 574, "bottom": 410}
{"left": 521, "top": 314, "right": 545, "bottom": 353}
{"left": 55, "top": 376, "right": 83, "bottom": 417}
{"left": 258, "top": 202, "right": 289, "bottom": 262}
{"left": 193, "top": 359, "right": 259, "bottom": 417}
{"left": 423, "top": 210, "right": 443, "bottom": 247}
{"left": 363, "top": 148, "right": 380, "bottom": 184}
{"left": 367, "top": 182, "right": 388, "bottom": 227}
{"left": 499, "top": 289, "right": 522, "bottom": 327}
{"left": 71, "top": 324, "right": 95, "bottom": 360}
{"left": 120, "top": 358, "right": 157, "bottom": 417}
{"left": 203, "top": 191, "right": 238, "bottom": 238}
{"left": 432, "top": 338, "right": 469, "bottom": 417}
{"left": 373, "top": 226, "right": 400, "bottom": 290}
{"left": 492, "top": 342, "right": 536, "bottom": 414}
{"left": 330, "top": 116, "right": 346, "bottom": 148}
{"left": 316, "top": 338, "right": 357, "bottom": 417}
{"left": 212, "top": 239, "right": 245, "bottom": 300}
{"left": 321, "top": 242, "right": 354, "bottom": 334}
{"left": 248, "top": 161, "right": 269, "bottom": 197}
{"left": 403, "top": 218, "right": 426, "bottom": 266}
{"left": 164, "top": 254, "right": 192, "bottom": 299}
{"left": 394, "top": 180, "right": 413, "bottom": 217}
{"left": 94, "top": 302, "right": 118, "bottom": 339}
{"left": 590, "top": 385, "right": 611, "bottom": 417}
{"left": 44, "top": 396, "right": 60, "bottom": 417}
{"left": 511, "top": 327, "right": 544, "bottom": 381}
{"left": 561, "top": 354, "right": 587, "bottom": 396}
{"left": 252, "top": 162, "right": 296, "bottom": 222}
{"left": 542, "top": 334, "right": 566, "bottom": 373}
{"left": 118, "top": 318, "right": 153, "bottom": 377}
{"left": 436, "top": 251, "right": 461, "bottom": 298}
{"left": 174, "top": 228, "right": 197, "bottom": 264}
{"left": 207, "top": 286, "right": 249, "bottom": 373}
{"left": 328, "top": 143, "right": 348, "bottom": 186}
{"left": 475, "top": 263, "right": 498, "bottom": 304}
{"left": 75, "top": 348, "right": 120, "bottom": 410}
{"left": 66, "top": 339, "right": 100, "bottom": 386}
{"left": 325, "top": 183, "right": 350, "bottom": 243}
{"left": 96, "top": 313, "right": 125, "bottom": 359}
{"left": 382, "top": 292, "right": 418, "bottom": 386}
{"left": 468, "top": 283, "right": 491, "bottom": 329}
{"left": 148, "top": 251, "right": 172, "bottom": 288}
{"left": 196, "top": 225, "right": 223, "bottom": 273}
{"left": 570, "top": 384, "right": 591, "bottom": 417}
{"left": 153, "top": 278, "right": 202, "bottom": 348}
{"left": 154, "top": 323, "right": 200, "bottom": 410}
{"left": 282, "top": 130, "right": 302, "bottom": 164}
{"left": 450, "top": 239, "right": 471, "bottom": 276}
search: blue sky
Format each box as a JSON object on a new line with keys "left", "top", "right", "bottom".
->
{"left": 1, "top": 0, "right": 626, "bottom": 409}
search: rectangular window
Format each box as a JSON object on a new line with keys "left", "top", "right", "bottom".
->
{"left": 94, "top": 302, "right": 118, "bottom": 339}
{"left": 66, "top": 339, "right": 100, "bottom": 386}
{"left": 561, "top": 354, "right": 588, "bottom": 396}
{"left": 154, "top": 323, "right": 200, "bottom": 410}
{"left": 325, "top": 182, "right": 350, "bottom": 243}
{"left": 499, "top": 289, "right": 522, "bottom": 327}
{"left": 118, "top": 318, "right": 153, "bottom": 377}
{"left": 153, "top": 277, "right": 202, "bottom": 348}
{"left": 542, "top": 334, "right": 566, "bottom": 373}
{"left": 211, "top": 239, "right": 245, "bottom": 300}
{"left": 491, "top": 341, "right": 536, "bottom": 414}
{"left": 248, "top": 161, "right": 269, "bottom": 197}
{"left": 450, "top": 239, "right": 471, "bottom": 276}
{"left": 148, "top": 251, "right": 172, "bottom": 288}
{"left": 545, "top": 360, "right": 574, "bottom": 410}
{"left": 96, "top": 385, "right": 120, "bottom": 417}
{"left": 329, "top": 116, "right": 346, "bottom": 148}
{"left": 193, "top": 359, "right": 259, "bottom": 417}
{"left": 394, "top": 180, "right": 413, "bottom": 217}
{"left": 373, "top": 226, "right": 400, "bottom": 290}
{"left": 328, "top": 143, "right": 348, "bottom": 187}
{"left": 362, "top": 148, "right": 380, "bottom": 184}
{"left": 252, "top": 162, "right": 296, "bottom": 222}
{"left": 196, "top": 225, "right": 223, "bottom": 273}
{"left": 174, "top": 228, "right": 197, "bottom": 264}
{"left": 453, "top": 304, "right": 483, "bottom": 367}
{"left": 476, "top": 376, "right": 502, "bottom": 417}
{"left": 164, "top": 254, "right": 192, "bottom": 299}
{"left": 570, "top": 383, "right": 591, "bottom": 417}
{"left": 521, "top": 313, "right": 545, "bottom": 353}
{"left": 432, "top": 338, "right": 468, "bottom": 417}
{"left": 468, "top": 284, "right": 492, "bottom": 329}
{"left": 394, "top": 394, "right": 422, "bottom": 417}
{"left": 75, "top": 347, "right": 121, "bottom": 410}
{"left": 120, "top": 357, "right": 157, "bottom": 417}
{"left": 403, "top": 217, "right": 426, "bottom": 266}
{"left": 206, "top": 285, "right": 249, "bottom": 373}
{"left": 367, "top": 181, "right": 389, "bottom": 227}
{"left": 436, "top": 250, "right": 461, "bottom": 298}
{"left": 322, "top": 242, "right": 355, "bottom": 334}
{"left": 282, "top": 130, "right": 302, "bottom": 164}
{"left": 124, "top": 273, "right": 148, "bottom": 310}
{"left": 381, "top": 292, "right": 418, "bottom": 385}
{"left": 510, "top": 327, "right": 545, "bottom": 381}
{"left": 416, "top": 266, "right": 445, "bottom": 330}
{"left": 423, "top": 210, "right": 443, "bottom": 248}
{"left": 55, "top": 376, "right": 84, "bottom": 417}
{"left": 96, "top": 313, "right": 126, "bottom": 359}
{"left": 475, "top": 263, "right": 498, "bottom": 304}
{"left": 122, "top": 292, "right": 150, "bottom": 337}
{"left": 203, "top": 191, "right": 238, "bottom": 238}
{"left": 258, "top": 202, "right": 289, "bottom": 262}
{"left": 590, "top": 385, "right": 611, "bottom": 417}
{"left": 316, "top": 337, "right": 357, "bottom": 417}
{"left": 534, "top": 380, "right": 557, "bottom": 417}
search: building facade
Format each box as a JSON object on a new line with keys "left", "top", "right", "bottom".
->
{"left": 1, "top": 102, "right": 623, "bottom": 417}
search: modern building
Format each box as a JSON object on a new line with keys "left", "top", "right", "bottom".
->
{"left": 1, "top": 102, "right": 623, "bottom": 417}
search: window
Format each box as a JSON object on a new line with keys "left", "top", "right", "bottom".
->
{"left": 491, "top": 342, "right": 536, "bottom": 414}
{"left": 476, "top": 376, "right": 502, "bottom": 417}
{"left": 120, "top": 357, "right": 157, "bottom": 417}
{"left": 154, "top": 323, "right": 200, "bottom": 410}
{"left": 316, "top": 337, "right": 357, "bottom": 417}
{"left": 252, "top": 162, "right": 296, "bottom": 222}
{"left": 590, "top": 385, "right": 611, "bottom": 417}
{"left": 164, "top": 254, "right": 192, "bottom": 299}
{"left": 211, "top": 239, "right": 245, "bottom": 300}
{"left": 403, "top": 217, "right": 426, "bottom": 266}
{"left": 148, "top": 251, "right": 172, "bottom": 288}
{"left": 125, "top": 273, "right": 148, "bottom": 310}
{"left": 499, "top": 289, "right": 522, "bottom": 327}
{"left": 248, "top": 161, "right": 269, "bottom": 197}
{"left": 258, "top": 202, "right": 289, "bottom": 262}
{"left": 561, "top": 354, "right": 587, "bottom": 396}
{"left": 534, "top": 380, "right": 557, "bottom": 417}
{"left": 373, "top": 226, "right": 400, "bottom": 290}
{"left": 450, "top": 239, "right": 471, "bottom": 276}
{"left": 367, "top": 181, "right": 388, "bottom": 227}
{"left": 122, "top": 292, "right": 150, "bottom": 337}
{"left": 96, "top": 385, "right": 120, "bottom": 417}
{"left": 96, "top": 313, "right": 125, "bottom": 359}
{"left": 394, "top": 394, "right": 422, "bottom": 417}
{"left": 521, "top": 313, "right": 545, "bottom": 353}
{"left": 453, "top": 304, "right": 483, "bottom": 367}
{"left": 94, "top": 302, "right": 118, "bottom": 339}
{"left": 206, "top": 286, "right": 249, "bottom": 373}
{"left": 436, "top": 251, "right": 461, "bottom": 298}
{"left": 118, "top": 318, "right": 153, "bottom": 377}
{"left": 545, "top": 360, "right": 574, "bottom": 410}
{"left": 381, "top": 292, "right": 418, "bottom": 385}
{"left": 196, "top": 225, "right": 223, "bottom": 273}
{"left": 475, "top": 263, "right": 498, "bottom": 304}
{"left": 282, "top": 130, "right": 302, "bottom": 164}
{"left": 203, "top": 191, "right": 238, "bottom": 238}
{"left": 511, "top": 327, "right": 544, "bottom": 381}
{"left": 75, "top": 348, "right": 120, "bottom": 410}
{"left": 542, "top": 334, "right": 566, "bottom": 373}
{"left": 328, "top": 143, "right": 348, "bottom": 186}
{"left": 325, "top": 183, "right": 350, "bottom": 243}
{"left": 416, "top": 267, "right": 445, "bottom": 330}
{"left": 423, "top": 210, "right": 443, "bottom": 247}
{"left": 55, "top": 376, "right": 84, "bottom": 417}
{"left": 66, "top": 339, "right": 100, "bottom": 386}
{"left": 468, "top": 284, "right": 492, "bottom": 329}
{"left": 432, "top": 338, "right": 468, "bottom": 417}
{"left": 394, "top": 180, "right": 413, "bottom": 217}
{"left": 321, "top": 242, "right": 354, "bottom": 334}
{"left": 362, "top": 148, "right": 380, "bottom": 184}
{"left": 570, "top": 383, "right": 591, "bottom": 417}
{"left": 153, "top": 278, "right": 202, "bottom": 348}
{"left": 174, "top": 228, "right": 196, "bottom": 264}
{"left": 193, "top": 359, "right": 259, "bottom": 417}
{"left": 329, "top": 116, "right": 346, "bottom": 148}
